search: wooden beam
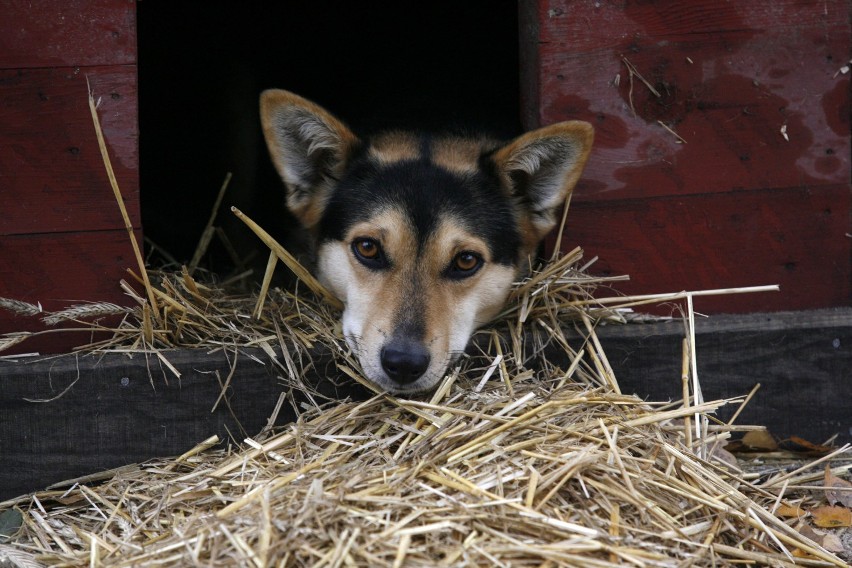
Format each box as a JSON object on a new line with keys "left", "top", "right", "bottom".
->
{"left": 0, "top": 0, "right": 136, "bottom": 69}
{"left": 1, "top": 308, "right": 849, "bottom": 500}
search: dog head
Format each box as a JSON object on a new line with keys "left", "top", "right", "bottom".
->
{"left": 260, "top": 89, "right": 593, "bottom": 394}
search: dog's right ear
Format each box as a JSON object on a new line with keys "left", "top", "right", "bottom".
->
{"left": 260, "top": 89, "right": 359, "bottom": 228}
{"left": 492, "top": 121, "right": 594, "bottom": 244}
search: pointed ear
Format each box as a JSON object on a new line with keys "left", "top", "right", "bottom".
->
{"left": 492, "top": 121, "right": 594, "bottom": 241}
{"left": 260, "top": 89, "right": 359, "bottom": 228}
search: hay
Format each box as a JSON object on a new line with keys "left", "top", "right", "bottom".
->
{"left": 2, "top": 377, "right": 848, "bottom": 566}
{"left": 1, "top": 248, "right": 847, "bottom": 566}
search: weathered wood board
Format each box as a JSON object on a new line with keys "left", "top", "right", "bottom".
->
{"left": 1, "top": 309, "right": 849, "bottom": 501}
{"left": 0, "top": 67, "right": 140, "bottom": 236}
{"left": 522, "top": 0, "right": 852, "bottom": 312}
{"left": 556, "top": 185, "right": 851, "bottom": 313}
{"left": 0, "top": 349, "right": 284, "bottom": 501}
{"left": 0, "top": 230, "right": 143, "bottom": 354}
{"left": 0, "top": 0, "right": 136, "bottom": 69}
{"left": 0, "top": 1, "right": 140, "bottom": 352}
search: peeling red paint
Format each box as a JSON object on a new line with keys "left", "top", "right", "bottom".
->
{"left": 822, "top": 79, "right": 851, "bottom": 138}
{"left": 525, "top": 0, "right": 851, "bottom": 312}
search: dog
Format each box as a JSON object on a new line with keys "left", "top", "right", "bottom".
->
{"left": 260, "top": 89, "right": 593, "bottom": 394}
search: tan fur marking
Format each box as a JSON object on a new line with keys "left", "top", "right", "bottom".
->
{"left": 421, "top": 221, "right": 492, "bottom": 274}
{"left": 418, "top": 218, "right": 514, "bottom": 348}
{"left": 337, "top": 209, "right": 419, "bottom": 382}
{"left": 298, "top": 194, "right": 330, "bottom": 232}
{"left": 368, "top": 131, "right": 421, "bottom": 164}
{"left": 517, "top": 215, "right": 541, "bottom": 259}
{"left": 431, "top": 137, "right": 490, "bottom": 175}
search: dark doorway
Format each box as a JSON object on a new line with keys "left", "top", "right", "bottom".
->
{"left": 137, "top": 1, "right": 521, "bottom": 278}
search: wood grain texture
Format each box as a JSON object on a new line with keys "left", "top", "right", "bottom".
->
{"left": 528, "top": 9, "right": 850, "bottom": 200}
{"left": 532, "top": 0, "right": 850, "bottom": 50}
{"left": 1, "top": 309, "right": 848, "bottom": 500}
{"left": 0, "top": 66, "right": 139, "bottom": 236}
{"left": 590, "top": 309, "right": 852, "bottom": 446}
{"left": 524, "top": 0, "right": 851, "bottom": 313}
{"left": 555, "top": 185, "right": 851, "bottom": 313}
{"left": 0, "top": 349, "right": 289, "bottom": 500}
{"left": 0, "top": 0, "right": 136, "bottom": 69}
{"left": 0, "top": 230, "right": 141, "bottom": 354}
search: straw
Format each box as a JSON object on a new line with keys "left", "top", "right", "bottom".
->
{"left": 87, "top": 83, "right": 161, "bottom": 328}
{"left": 0, "top": 242, "right": 844, "bottom": 566}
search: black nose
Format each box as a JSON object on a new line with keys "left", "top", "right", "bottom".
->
{"left": 380, "top": 341, "right": 430, "bottom": 384}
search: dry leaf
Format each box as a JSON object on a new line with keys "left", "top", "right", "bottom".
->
{"left": 776, "top": 503, "right": 807, "bottom": 518}
{"left": 824, "top": 464, "right": 852, "bottom": 507}
{"left": 53, "top": 494, "right": 87, "bottom": 506}
{"left": 819, "top": 533, "right": 845, "bottom": 554}
{"left": 779, "top": 436, "right": 833, "bottom": 455}
{"left": 740, "top": 429, "right": 777, "bottom": 451}
{"left": 796, "top": 522, "right": 845, "bottom": 554}
{"left": 811, "top": 505, "right": 852, "bottom": 528}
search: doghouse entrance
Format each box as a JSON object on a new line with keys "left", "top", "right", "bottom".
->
{"left": 137, "top": 1, "right": 521, "bottom": 278}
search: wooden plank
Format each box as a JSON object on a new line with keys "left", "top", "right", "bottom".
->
{"left": 0, "top": 0, "right": 136, "bottom": 69}
{"left": 523, "top": 1, "right": 851, "bottom": 200}
{"left": 0, "top": 230, "right": 141, "bottom": 355}
{"left": 0, "top": 66, "right": 139, "bottom": 236}
{"left": 532, "top": 0, "right": 849, "bottom": 50}
{"left": 0, "top": 349, "right": 291, "bottom": 500}
{"left": 518, "top": 0, "right": 542, "bottom": 132}
{"left": 0, "top": 308, "right": 848, "bottom": 500}
{"left": 554, "top": 185, "right": 851, "bottom": 313}
{"left": 589, "top": 308, "right": 852, "bottom": 445}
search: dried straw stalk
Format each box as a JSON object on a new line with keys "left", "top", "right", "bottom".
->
{"left": 86, "top": 85, "right": 161, "bottom": 329}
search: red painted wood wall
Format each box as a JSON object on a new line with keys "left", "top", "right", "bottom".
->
{"left": 1, "top": 1, "right": 849, "bottom": 356}
{"left": 522, "top": 0, "right": 851, "bottom": 313}
{"left": 0, "top": 0, "right": 139, "bottom": 353}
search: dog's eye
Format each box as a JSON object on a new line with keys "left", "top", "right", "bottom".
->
{"left": 352, "top": 238, "right": 388, "bottom": 268}
{"left": 354, "top": 239, "right": 379, "bottom": 259}
{"left": 448, "top": 251, "right": 483, "bottom": 278}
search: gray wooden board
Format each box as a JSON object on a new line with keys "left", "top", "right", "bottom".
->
{"left": 0, "top": 350, "right": 264, "bottom": 500}
{"left": 0, "top": 349, "right": 357, "bottom": 501}
{"left": 0, "top": 308, "right": 849, "bottom": 500}
{"left": 574, "top": 308, "right": 851, "bottom": 446}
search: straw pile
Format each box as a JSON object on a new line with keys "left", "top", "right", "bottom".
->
{"left": 0, "top": 91, "right": 849, "bottom": 566}
{"left": 1, "top": 243, "right": 849, "bottom": 566}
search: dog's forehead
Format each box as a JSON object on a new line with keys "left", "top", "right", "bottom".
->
{"left": 369, "top": 132, "right": 500, "bottom": 174}
{"left": 319, "top": 136, "right": 522, "bottom": 264}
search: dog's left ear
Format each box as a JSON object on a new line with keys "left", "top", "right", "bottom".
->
{"left": 492, "top": 121, "right": 594, "bottom": 241}
{"left": 260, "top": 89, "right": 359, "bottom": 229}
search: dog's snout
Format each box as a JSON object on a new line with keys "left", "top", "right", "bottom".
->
{"left": 380, "top": 341, "right": 430, "bottom": 385}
